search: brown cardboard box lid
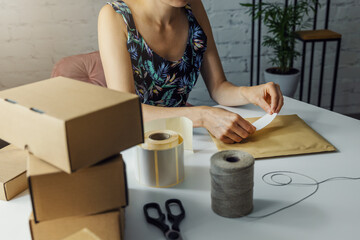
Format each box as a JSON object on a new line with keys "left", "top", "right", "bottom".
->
{"left": 0, "top": 77, "right": 137, "bottom": 120}
{"left": 62, "top": 228, "right": 102, "bottom": 240}
{"left": 0, "top": 77, "right": 144, "bottom": 173}
{"left": 0, "top": 145, "right": 28, "bottom": 201}
{"left": 28, "top": 153, "right": 128, "bottom": 222}
{"left": 29, "top": 209, "right": 123, "bottom": 240}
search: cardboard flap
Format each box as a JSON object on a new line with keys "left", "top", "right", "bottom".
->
{"left": 4, "top": 172, "right": 27, "bottom": 200}
{"left": 27, "top": 154, "right": 62, "bottom": 177}
{"left": 62, "top": 228, "right": 102, "bottom": 240}
{"left": 0, "top": 145, "right": 27, "bottom": 183}
{"left": 29, "top": 210, "right": 122, "bottom": 240}
{"left": 0, "top": 145, "right": 28, "bottom": 201}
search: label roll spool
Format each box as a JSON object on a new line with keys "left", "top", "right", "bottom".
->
{"left": 210, "top": 150, "right": 255, "bottom": 218}
{"left": 135, "top": 130, "right": 184, "bottom": 188}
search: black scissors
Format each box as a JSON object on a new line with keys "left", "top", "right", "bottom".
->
{"left": 143, "top": 199, "right": 185, "bottom": 240}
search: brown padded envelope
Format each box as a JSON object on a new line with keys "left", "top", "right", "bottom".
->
{"left": 210, "top": 114, "right": 336, "bottom": 159}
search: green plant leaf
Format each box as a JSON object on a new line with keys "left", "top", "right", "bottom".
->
{"left": 240, "top": 0, "right": 319, "bottom": 73}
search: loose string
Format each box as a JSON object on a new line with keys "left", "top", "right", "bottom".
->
{"left": 246, "top": 171, "right": 360, "bottom": 218}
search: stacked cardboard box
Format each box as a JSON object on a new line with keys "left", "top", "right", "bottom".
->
{"left": 29, "top": 209, "right": 126, "bottom": 240}
{"left": 0, "top": 77, "right": 144, "bottom": 240}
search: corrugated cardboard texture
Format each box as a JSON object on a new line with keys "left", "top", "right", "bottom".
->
{"left": 210, "top": 114, "right": 336, "bottom": 158}
{"left": 29, "top": 210, "right": 123, "bottom": 240}
{"left": 0, "top": 77, "right": 143, "bottom": 173}
{"left": 28, "top": 154, "right": 127, "bottom": 222}
{"left": 62, "top": 228, "right": 102, "bottom": 240}
{"left": 0, "top": 145, "right": 28, "bottom": 201}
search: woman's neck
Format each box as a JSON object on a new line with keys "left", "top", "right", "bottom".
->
{"left": 136, "top": 0, "right": 184, "bottom": 26}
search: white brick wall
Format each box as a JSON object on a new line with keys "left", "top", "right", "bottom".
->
{"left": 0, "top": 0, "right": 359, "bottom": 114}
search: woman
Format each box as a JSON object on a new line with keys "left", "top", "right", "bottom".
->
{"left": 98, "top": 0, "right": 284, "bottom": 144}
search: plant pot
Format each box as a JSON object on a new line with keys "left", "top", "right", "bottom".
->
{"left": 264, "top": 68, "right": 300, "bottom": 97}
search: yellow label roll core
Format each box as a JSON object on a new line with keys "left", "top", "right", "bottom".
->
{"left": 142, "top": 130, "right": 179, "bottom": 150}
{"left": 135, "top": 130, "right": 185, "bottom": 188}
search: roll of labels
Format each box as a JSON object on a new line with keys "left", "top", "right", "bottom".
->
{"left": 210, "top": 150, "right": 255, "bottom": 218}
{"left": 135, "top": 130, "right": 184, "bottom": 188}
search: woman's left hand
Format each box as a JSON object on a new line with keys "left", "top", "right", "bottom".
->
{"left": 241, "top": 82, "right": 284, "bottom": 114}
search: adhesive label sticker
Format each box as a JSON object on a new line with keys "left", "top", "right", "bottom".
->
{"left": 252, "top": 113, "right": 278, "bottom": 131}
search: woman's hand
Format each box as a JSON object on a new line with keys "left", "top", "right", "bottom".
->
{"left": 241, "top": 82, "right": 284, "bottom": 114}
{"left": 201, "top": 106, "right": 256, "bottom": 144}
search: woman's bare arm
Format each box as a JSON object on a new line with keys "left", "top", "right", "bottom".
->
{"left": 190, "top": 0, "right": 284, "bottom": 114}
{"left": 98, "top": 5, "right": 135, "bottom": 92}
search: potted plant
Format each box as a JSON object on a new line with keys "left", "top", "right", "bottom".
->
{"left": 241, "top": 0, "right": 317, "bottom": 97}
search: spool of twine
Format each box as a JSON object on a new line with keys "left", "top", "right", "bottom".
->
{"left": 210, "top": 150, "right": 255, "bottom": 218}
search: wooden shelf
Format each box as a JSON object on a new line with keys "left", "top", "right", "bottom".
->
{"left": 295, "top": 29, "right": 342, "bottom": 41}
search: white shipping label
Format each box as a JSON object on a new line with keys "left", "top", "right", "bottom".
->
{"left": 252, "top": 113, "right": 278, "bottom": 131}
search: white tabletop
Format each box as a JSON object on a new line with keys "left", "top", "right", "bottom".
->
{"left": 1, "top": 97, "right": 360, "bottom": 240}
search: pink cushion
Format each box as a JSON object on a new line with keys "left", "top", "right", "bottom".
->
{"left": 51, "top": 51, "right": 193, "bottom": 106}
{"left": 51, "top": 51, "right": 107, "bottom": 87}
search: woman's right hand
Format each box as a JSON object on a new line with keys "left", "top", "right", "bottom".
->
{"left": 201, "top": 106, "right": 256, "bottom": 144}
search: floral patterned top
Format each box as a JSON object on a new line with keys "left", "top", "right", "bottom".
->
{"left": 107, "top": 0, "right": 207, "bottom": 107}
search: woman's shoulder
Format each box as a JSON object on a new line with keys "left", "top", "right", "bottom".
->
{"left": 99, "top": 4, "right": 119, "bottom": 19}
{"left": 98, "top": 4, "right": 128, "bottom": 37}
{"left": 188, "top": 0, "right": 204, "bottom": 12}
{"left": 187, "top": 1, "right": 212, "bottom": 37}
{"left": 187, "top": 0, "right": 208, "bottom": 26}
{"left": 99, "top": 1, "right": 130, "bottom": 18}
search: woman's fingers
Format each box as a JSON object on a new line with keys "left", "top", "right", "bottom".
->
{"left": 242, "top": 83, "right": 284, "bottom": 114}
{"left": 257, "top": 97, "right": 272, "bottom": 114}
{"left": 219, "top": 135, "right": 235, "bottom": 144}
{"left": 270, "top": 85, "right": 280, "bottom": 114}
{"left": 236, "top": 117, "right": 256, "bottom": 134}
{"left": 204, "top": 107, "right": 256, "bottom": 144}
{"left": 262, "top": 82, "right": 279, "bottom": 114}
{"left": 262, "top": 82, "right": 284, "bottom": 114}
{"left": 222, "top": 115, "right": 255, "bottom": 143}
{"left": 221, "top": 130, "right": 242, "bottom": 143}
{"left": 231, "top": 124, "right": 249, "bottom": 139}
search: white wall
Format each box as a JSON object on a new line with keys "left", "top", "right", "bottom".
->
{"left": 0, "top": 0, "right": 102, "bottom": 89}
{"left": 0, "top": 0, "right": 359, "bottom": 114}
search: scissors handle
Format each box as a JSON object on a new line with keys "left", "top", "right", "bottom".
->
{"left": 165, "top": 230, "right": 183, "bottom": 240}
{"left": 143, "top": 203, "right": 170, "bottom": 234}
{"left": 165, "top": 199, "right": 185, "bottom": 232}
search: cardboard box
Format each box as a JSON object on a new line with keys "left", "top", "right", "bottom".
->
{"left": 62, "top": 228, "right": 102, "bottom": 240}
{"left": 0, "top": 77, "right": 143, "bottom": 173}
{"left": 29, "top": 208, "right": 125, "bottom": 240}
{"left": 0, "top": 144, "right": 28, "bottom": 201}
{"left": 28, "top": 153, "right": 128, "bottom": 222}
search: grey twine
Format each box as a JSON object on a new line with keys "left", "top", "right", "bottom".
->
{"left": 210, "top": 150, "right": 255, "bottom": 218}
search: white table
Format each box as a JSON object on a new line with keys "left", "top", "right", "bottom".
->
{"left": 1, "top": 97, "right": 360, "bottom": 240}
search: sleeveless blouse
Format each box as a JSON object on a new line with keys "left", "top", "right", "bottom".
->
{"left": 107, "top": 0, "right": 207, "bottom": 107}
